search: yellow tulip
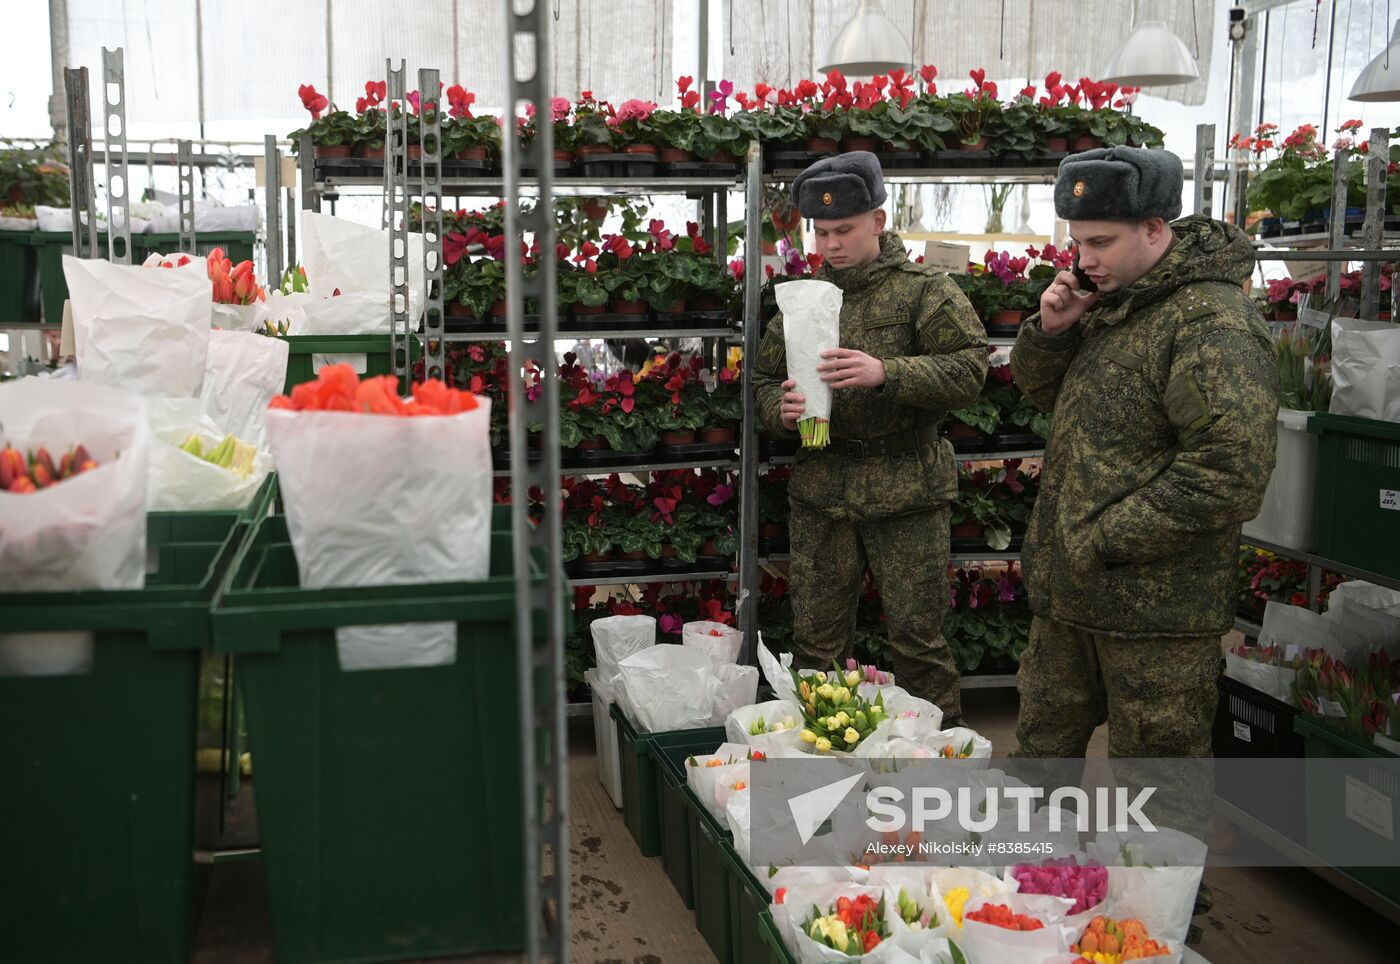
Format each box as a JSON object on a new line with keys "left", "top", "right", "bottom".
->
{"left": 834, "top": 686, "right": 851, "bottom": 705}
{"left": 844, "top": 727, "right": 860, "bottom": 745}
{"left": 845, "top": 670, "right": 863, "bottom": 687}
{"left": 800, "top": 728, "right": 817, "bottom": 744}
{"left": 815, "top": 737, "right": 832, "bottom": 752}
{"left": 826, "top": 717, "right": 840, "bottom": 732}
{"left": 817, "top": 683, "right": 835, "bottom": 701}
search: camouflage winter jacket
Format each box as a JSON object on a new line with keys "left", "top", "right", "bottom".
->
{"left": 754, "top": 232, "right": 988, "bottom": 518}
{"left": 1010, "top": 215, "right": 1279, "bottom": 638}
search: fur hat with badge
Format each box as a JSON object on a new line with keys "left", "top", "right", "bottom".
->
{"left": 1054, "top": 147, "right": 1184, "bottom": 222}
{"left": 791, "top": 151, "right": 887, "bottom": 220}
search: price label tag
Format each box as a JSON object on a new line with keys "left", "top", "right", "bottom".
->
{"left": 1319, "top": 697, "right": 1348, "bottom": 718}
{"left": 1298, "top": 307, "right": 1331, "bottom": 330}
{"left": 1345, "top": 776, "right": 1395, "bottom": 842}
{"left": 1233, "top": 721, "right": 1252, "bottom": 743}
{"left": 922, "top": 241, "right": 971, "bottom": 275}
{"left": 1285, "top": 643, "right": 1301, "bottom": 662}
{"left": 1284, "top": 261, "right": 1327, "bottom": 285}
{"left": 1381, "top": 489, "right": 1400, "bottom": 512}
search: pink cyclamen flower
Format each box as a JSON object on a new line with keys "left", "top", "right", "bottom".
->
{"left": 616, "top": 98, "right": 657, "bottom": 124}
{"left": 551, "top": 97, "right": 572, "bottom": 122}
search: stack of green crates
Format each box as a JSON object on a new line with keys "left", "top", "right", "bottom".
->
{"left": 0, "top": 507, "right": 250, "bottom": 963}
{"left": 1309, "top": 412, "right": 1400, "bottom": 579}
{"left": 209, "top": 504, "right": 538, "bottom": 963}
{"left": 3, "top": 230, "right": 257, "bottom": 326}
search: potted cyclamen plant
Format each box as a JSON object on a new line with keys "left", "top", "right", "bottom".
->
{"left": 637, "top": 353, "right": 709, "bottom": 447}
{"left": 592, "top": 234, "right": 651, "bottom": 315}
{"left": 942, "top": 69, "right": 1001, "bottom": 151}
{"left": 698, "top": 359, "right": 743, "bottom": 444}
{"left": 951, "top": 475, "right": 1014, "bottom": 551}
{"left": 353, "top": 81, "right": 388, "bottom": 158}
{"left": 291, "top": 84, "right": 357, "bottom": 159}
{"left": 944, "top": 392, "right": 1000, "bottom": 451}
{"left": 572, "top": 91, "right": 618, "bottom": 176}
{"left": 443, "top": 85, "right": 501, "bottom": 162}
{"left": 612, "top": 98, "right": 662, "bottom": 175}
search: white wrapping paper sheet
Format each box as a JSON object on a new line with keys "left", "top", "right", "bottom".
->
{"left": 65, "top": 254, "right": 212, "bottom": 399}
{"left": 776, "top": 279, "right": 843, "bottom": 423}
{"left": 264, "top": 399, "right": 493, "bottom": 671}
{"left": 200, "top": 330, "right": 289, "bottom": 452}
{"left": 0, "top": 381, "right": 150, "bottom": 676}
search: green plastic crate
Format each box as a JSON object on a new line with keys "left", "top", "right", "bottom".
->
{"left": 0, "top": 229, "right": 39, "bottom": 322}
{"left": 726, "top": 842, "right": 783, "bottom": 964}
{"left": 279, "top": 334, "right": 410, "bottom": 394}
{"left": 0, "top": 511, "right": 245, "bottom": 964}
{"left": 1309, "top": 413, "right": 1400, "bottom": 579}
{"left": 692, "top": 790, "right": 736, "bottom": 963}
{"left": 211, "top": 513, "right": 541, "bottom": 963}
{"left": 759, "top": 909, "right": 798, "bottom": 964}
{"left": 610, "top": 701, "right": 725, "bottom": 857}
{"left": 1296, "top": 715, "right": 1400, "bottom": 909}
{"left": 31, "top": 230, "right": 256, "bottom": 327}
{"left": 652, "top": 734, "right": 728, "bottom": 908}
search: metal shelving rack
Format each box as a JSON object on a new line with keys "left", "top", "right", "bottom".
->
{"left": 1224, "top": 119, "right": 1398, "bottom": 644}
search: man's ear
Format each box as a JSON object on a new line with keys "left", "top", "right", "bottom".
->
{"left": 1143, "top": 217, "right": 1168, "bottom": 244}
{"left": 872, "top": 208, "right": 887, "bottom": 232}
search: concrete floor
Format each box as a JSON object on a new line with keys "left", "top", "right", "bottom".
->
{"left": 189, "top": 687, "right": 1400, "bottom": 963}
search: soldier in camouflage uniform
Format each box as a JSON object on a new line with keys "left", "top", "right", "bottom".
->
{"left": 753, "top": 153, "right": 988, "bottom": 722}
{"left": 1010, "top": 148, "right": 1279, "bottom": 763}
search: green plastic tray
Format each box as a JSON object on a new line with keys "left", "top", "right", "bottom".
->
{"left": 210, "top": 513, "right": 545, "bottom": 963}
{"left": 610, "top": 701, "right": 725, "bottom": 857}
{"left": 0, "top": 510, "right": 244, "bottom": 964}
{"left": 280, "top": 334, "right": 411, "bottom": 394}
{"left": 1296, "top": 714, "right": 1400, "bottom": 910}
{"left": 1309, "top": 412, "right": 1400, "bottom": 579}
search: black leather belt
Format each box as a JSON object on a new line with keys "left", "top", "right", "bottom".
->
{"left": 827, "top": 423, "right": 942, "bottom": 461}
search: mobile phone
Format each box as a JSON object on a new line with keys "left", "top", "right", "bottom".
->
{"left": 1071, "top": 254, "right": 1099, "bottom": 293}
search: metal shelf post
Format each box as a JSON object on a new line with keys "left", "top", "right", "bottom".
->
{"left": 502, "top": 2, "right": 568, "bottom": 960}
{"left": 63, "top": 66, "right": 98, "bottom": 260}
{"left": 101, "top": 48, "right": 131, "bottom": 264}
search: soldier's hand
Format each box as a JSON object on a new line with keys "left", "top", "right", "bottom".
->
{"left": 1040, "top": 270, "right": 1101, "bottom": 335}
{"left": 817, "top": 348, "right": 887, "bottom": 389}
{"left": 780, "top": 379, "right": 806, "bottom": 430}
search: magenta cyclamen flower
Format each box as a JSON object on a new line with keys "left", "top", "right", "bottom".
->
{"left": 707, "top": 484, "right": 734, "bottom": 507}
{"left": 709, "top": 79, "right": 734, "bottom": 115}
{"left": 659, "top": 613, "right": 683, "bottom": 635}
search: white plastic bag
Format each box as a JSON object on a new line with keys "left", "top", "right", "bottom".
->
{"left": 713, "top": 662, "right": 760, "bottom": 721}
{"left": 616, "top": 644, "right": 718, "bottom": 732}
{"left": 1331, "top": 596, "right": 1400, "bottom": 660}
{"left": 1330, "top": 317, "right": 1400, "bottom": 421}
{"left": 776, "top": 279, "right": 843, "bottom": 425}
{"left": 727, "top": 698, "right": 806, "bottom": 756}
{"left": 590, "top": 614, "right": 656, "bottom": 686}
{"left": 1086, "top": 828, "right": 1205, "bottom": 947}
{"left": 65, "top": 254, "right": 212, "bottom": 399}
{"left": 686, "top": 753, "right": 748, "bottom": 819}
{"left": 1224, "top": 651, "right": 1292, "bottom": 703}
{"left": 683, "top": 619, "right": 743, "bottom": 665}
{"left": 957, "top": 892, "right": 1076, "bottom": 963}
{"left": 725, "top": 783, "right": 753, "bottom": 862}
{"left": 777, "top": 882, "right": 911, "bottom": 963}
{"left": 0, "top": 381, "right": 150, "bottom": 676}
{"left": 1260, "top": 599, "right": 1344, "bottom": 664}
{"left": 200, "top": 330, "right": 289, "bottom": 452}
{"left": 0, "top": 380, "right": 149, "bottom": 592}
{"left": 146, "top": 398, "right": 272, "bottom": 511}
{"left": 265, "top": 291, "right": 312, "bottom": 333}
{"left": 300, "top": 211, "right": 426, "bottom": 322}
{"left": 211, "top": 301, "right": 271, "bottom": 332}
{"left": 264, "top": 399, "right": 493, "bottom": 671}
{"left": 759, "top": 638, "right": 801, "bottom": 704}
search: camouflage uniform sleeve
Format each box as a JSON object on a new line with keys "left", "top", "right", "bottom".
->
{"left": 753, "top": 312, "right": 798, "bottom": 437}
{"left": 878, "top": 278, "right": 988, "bottom": 412}
{"left": 1092, "top": 323, "right": 1280, "bottom": 565}
{"left": 1008, "top": 314, "right": 1083, "bottom": 413}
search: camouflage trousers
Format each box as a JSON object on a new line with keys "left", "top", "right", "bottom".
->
{"left": 788, "top": 501, "right": 962, "bottom": 724}
{"left": 1013, "top": 614, "right": 1222, "bottom": 838}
